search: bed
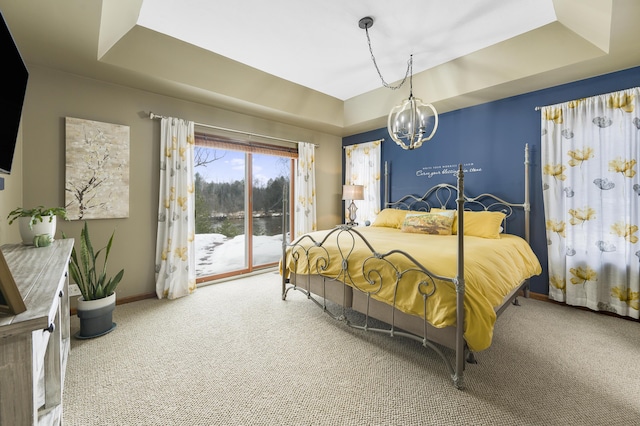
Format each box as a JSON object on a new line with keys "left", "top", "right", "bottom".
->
{"left": 280, "top": 145, "right": 542, "bottom": 389}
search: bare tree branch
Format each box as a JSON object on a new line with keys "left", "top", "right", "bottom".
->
{"left": 195, "top": 147, "right": 226, "bottom": 168}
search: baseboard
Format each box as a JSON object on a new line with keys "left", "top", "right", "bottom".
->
{"left": 70, "top": 292, "right": 156, "bottom": 316}
{"left": 528, "top": 291, "right": 549, "bottom": 301}
{"left": 116, "top": 292, "right": 157, "bottom": 305}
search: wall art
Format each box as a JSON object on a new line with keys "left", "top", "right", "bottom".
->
{"left": 65, "top": 117, "right": 130, "bottom": 219}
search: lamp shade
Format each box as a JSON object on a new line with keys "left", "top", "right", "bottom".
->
{"left": 342, "top": 185, "right": 364, "bottom": 200}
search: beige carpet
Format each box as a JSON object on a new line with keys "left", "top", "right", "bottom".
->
{"left": 63, "top": 272, "right": 640, "bottom": 425}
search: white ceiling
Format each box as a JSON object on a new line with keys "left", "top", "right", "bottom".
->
{"left": 137, "top": 0, "right": 557, "bottom": 100}
{"left": 2, "top": 0, "right": 640, "bottom": 136}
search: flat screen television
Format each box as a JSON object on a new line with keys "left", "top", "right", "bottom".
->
{"left": 0, "top": 10, "right": 29, "bottom": 175}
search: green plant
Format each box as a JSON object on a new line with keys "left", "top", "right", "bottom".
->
{"left": 64, "top": 221, "right": 124, "bottom": 301}
{"left": 7, "top": 206, "right": 68, "bottom": 228}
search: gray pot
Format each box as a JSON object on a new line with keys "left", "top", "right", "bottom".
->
{"left": 76, "top": 292, "right": 116, "bottom": 339}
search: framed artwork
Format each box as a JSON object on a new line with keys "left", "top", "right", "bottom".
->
{"left": 0, "top": 249, "right": 26, "bottom": 315}
{"left": 65, "top": 117, "right": 130, "bottom": 220}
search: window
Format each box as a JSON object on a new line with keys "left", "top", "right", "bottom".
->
{"left": 194, "top": 132, "right": 295, "bottom": 282}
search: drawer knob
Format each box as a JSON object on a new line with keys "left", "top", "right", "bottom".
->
{"left": 45, "top": 323, "right": 55, "bottom": 333}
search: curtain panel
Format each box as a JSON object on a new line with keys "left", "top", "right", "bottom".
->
{"left": 344, "top": 139, "right": 382, "bottom": 225}
{"left": 155, "top": 117, "right": 197, "bottom": 299}
{"left": 293, "top": 142, "right": 316, "bottom": 238}
{"left": 541, "top": 87, "right": 640, "bottom": 318}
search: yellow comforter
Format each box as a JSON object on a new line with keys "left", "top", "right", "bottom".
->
{"left": 282, "top": 226, "right": 542, "bottom": 352}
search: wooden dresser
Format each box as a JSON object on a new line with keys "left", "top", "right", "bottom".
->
{"left": 0, "top": 239, "right": 73, "bottom": 426}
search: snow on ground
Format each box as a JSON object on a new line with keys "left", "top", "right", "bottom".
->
{"left": 195, "top": 233, "right": 283, "bottom": 277}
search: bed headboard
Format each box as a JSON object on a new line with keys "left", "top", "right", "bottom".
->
{"left": 384, "top": 144, "right": 531, "bottom": 240}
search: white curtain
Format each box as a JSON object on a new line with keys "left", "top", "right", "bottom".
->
{"left": 344, "top": 139, "right": 382, "bottom": 225}
{"left": 155, "top": 117, "right": 196, "bottom": 299}
{"left": 541, "top": 87, "right": 640, "bottom": 318}
{"left": 294, "top": 142, "right": 316, "bottom": 239}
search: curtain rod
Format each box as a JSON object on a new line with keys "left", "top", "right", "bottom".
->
{"left": 148, "top": 112, "right": 317, "bottom": 147}
{"left": 343, "top": 138, "right": 385, "bottom": 148}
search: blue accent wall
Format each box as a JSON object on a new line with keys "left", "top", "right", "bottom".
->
{"left": 343, "top": 65, "right": 640, "bottom": 295}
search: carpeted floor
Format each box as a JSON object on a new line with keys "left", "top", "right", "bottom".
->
{"left": 63, "top": 271, "right": 640, "bottom": 425}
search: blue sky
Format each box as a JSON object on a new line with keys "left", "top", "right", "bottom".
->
{"left": 195, "top": 149, "right": 289, "bottom": 186}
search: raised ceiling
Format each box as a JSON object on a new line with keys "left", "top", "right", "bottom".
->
{"left": 1, "top": 0, "right": 639, "bottom": 136}
{"left": 137, "top": 0, "right": 557, "bottom": 101}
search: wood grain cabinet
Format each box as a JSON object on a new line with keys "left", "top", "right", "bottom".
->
{"left": 0, "top": 239, "right": 74, "bottom": 426}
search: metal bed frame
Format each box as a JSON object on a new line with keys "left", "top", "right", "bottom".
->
{"left": 281, "top": 145, "right": 531, "bottom": 389}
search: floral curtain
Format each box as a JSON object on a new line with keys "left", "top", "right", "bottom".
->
{"left": 155, "top": 117, "right": 196, "bottom": 299}
{"left": 344, "top": 139, "right": 382, "bottom": 225}
{"left": 294, "top": 142, "right": 316, "bottom": 239}
{"left": 541, "top": 87, "right": 639, "bottom": 318}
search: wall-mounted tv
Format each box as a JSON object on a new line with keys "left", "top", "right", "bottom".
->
{"left": 0, "top": 10, "right": 29, "bottom": 175}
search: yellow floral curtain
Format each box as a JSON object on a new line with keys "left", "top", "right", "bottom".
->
{"left": 344, "top": 140, "right": 382, "bottom": 225}
{"left": 294, "top": 142, "right": 316, "bottom": 239}
{"left": 541, "top": 87, "right": 639, "bottom": 318}
{"left": 155, "top": 117, "right": 196, "bottom": 299}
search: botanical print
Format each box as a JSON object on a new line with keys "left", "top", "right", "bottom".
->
{"left": 568, "top": 207, "right": 596, "bottom": 226}
{"left": 609, "top": 158, "right": 637, "bottom": 177}
{"left": 541, "top": 87, "right": 640, "bottom": 319}
{"left": 545, "top": 219, "right": 566, "bottom": 238}
{"left": 567, "top": 147, "right": 594, "bottom": 167}
{"left": 65, "top": 117, "right": 129, "bottom": 219}
{"left": 611, "top": 286, "right": 640, "bottom": 310}
{"left": 543, "top": 164, "right": 566, "bottom": 181}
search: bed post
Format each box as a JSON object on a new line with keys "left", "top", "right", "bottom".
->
{"left": 453, "top": 164, "right": 465, "bottom": 389}
{"left": 524, "top": 143, "right": 530, "bottom": 244}
{"left": 523, "top": 143, "right": 531, "bottom": 298}
{"left": 384, "top": 161, "right": 389, "bottom": 207}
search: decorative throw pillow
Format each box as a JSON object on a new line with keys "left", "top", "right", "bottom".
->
{"left": 401, "top": 211, "right": 455, "bottom": 235}
{"left": 371, "top": 208, "right": 408, "bottom": 228}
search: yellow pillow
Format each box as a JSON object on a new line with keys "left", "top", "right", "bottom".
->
{"left": 431, "top": 209, "right": 505, "bottom": 238}
{"left": 400, "top": 211, "right": 455, "bottom": 235}
{"left": 371, "top": 209, "right": 408, "bottom": 228}
{"left": 460, "top": 211, "right": 505, "bottom": 238}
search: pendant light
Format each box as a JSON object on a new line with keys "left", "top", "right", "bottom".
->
{"left": 359, "top": 16, "right": 438, "bottom": 150}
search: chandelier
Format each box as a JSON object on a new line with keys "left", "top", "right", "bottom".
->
{"left": 359, "top": 17, "right": 438, "bottom": 150}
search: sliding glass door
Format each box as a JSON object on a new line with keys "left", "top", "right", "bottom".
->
{"left": 194, "top": 133, "right": 294, "bottom": 282}
{"left": 251, "top": 153, "right": 291, "bottom": 267}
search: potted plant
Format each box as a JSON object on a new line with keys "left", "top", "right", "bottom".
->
{"left": 7, "top": 206, "right": 68, "bottom": 245}
{"left": 65, "top": 221, "right": 124, "bottom": 339}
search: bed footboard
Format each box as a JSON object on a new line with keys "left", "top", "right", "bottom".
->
{"left": 282, "top": 225, "right": 467, "bottom": 388}
{"left": 282, "top": 166, "right": 468, "bottom": 389}
{"left": 280, "top": 145, "right": 536, "bottom": 390}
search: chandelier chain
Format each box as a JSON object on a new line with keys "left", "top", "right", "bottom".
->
{"left": 364, "top": 26, "right": 412, "bottom": 91}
